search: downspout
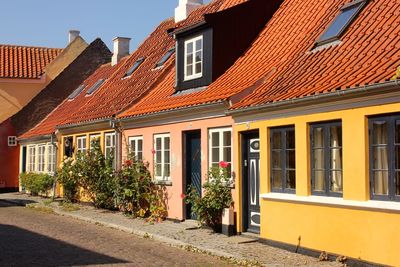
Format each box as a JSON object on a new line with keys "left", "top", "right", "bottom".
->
{"left": 50, "top": 133, "right": 58, "bottom": 200}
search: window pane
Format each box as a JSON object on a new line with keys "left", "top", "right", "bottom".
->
{"left": 186, "top": 42, "right": 193, "bottom": 54}
{"left": 186, "top": 54, "right": 193, "bottom": 65}
{"left": 286, "top": 170, "right": 296, "bottom": 189}
{"left": 137, "top": 152, "right": 143, "bottom": 161}
{"left": 330, "top": 171, "right": 342, "bottom": 192}
{"left": 106, "top": 136, "right": 111, "bottom": 146}
{"left": 164, "top": 164, "right": 170, "bottom": 178}
{"left": 156, "top": 151, "right": 162, "bottom": 163}
{"left": 330, "top": 125, "right": 342, "bottom": 147}
{"left": 212, "top": 147, "right": 220, "bottom": 163}
{"left": 223, "top": 147, "right": 231, "bottom": 162}
{"left": 272, "top": 170, "right": 282, "bottom": 189}
{"left": 313, "top": 127, "right": 324, "bottom": 148}
{"left": 286, "top": 129, "right": 295, "bottom": 149}
{"left": 271, "top": 131, "right": 281, "bottom": 149}
{"left": 195, "top": 63, "right": 202, "bottom": 74}
{"left": 373, "top": 147, "right": 388, "bottom": 170}
{"left": 313, "top": 170, "right": 325, "bottom": 191}
{"left": 396, "top": 172, "right": 400, "bottom": 196}
{"left": 138, "top": 139, "right": 143, "bottom": 152}
{"left": 396, "top": 121, "right": 400, "bottom": 144}
{"left": 286, "top": 150, "right": 295, "bottom": 169}
{"left": 373, "top": 121, "right": 388, "bottom": 145}
{"left": 373, "top": 171, "right": 389, "bottom": 195}
{"left": 164, "top": 137, "right": 170, "bottom": 150}
{"left": 313, "top": 149, "right": 324, "bottom": 169}
{"left": 131, "top": 140, "right": 136, "bottom": 152}
{"left": 223, "top": 131, "right": 231, "bottom": 146}
{"left": 164, "top": 151, "right": 170, "bottom": 164}
{"left": 156, "top": 164, "right": 162, "bottom": 176}
{"left": 212, "top": 132, "right": 219, "bottom": 146}
{"left": 195, "top": 39, "right": 202, "bottom": 50}
{"left": 186, "top": 65, "right": 193, "bottom": 76}
{"left": 195, "top": 51, "right": 201, "bottom": 63}
{"left": 330, "top": 148, "right": 342, "bottom": 170}
{"left": 156, "top": 138, "right": 162, "bottom": 150}
{"left": 271, "top": 150, "right": 281, "bottom": 169}
{"left": 396, "top": 145, "right": 400, "bottom": 170}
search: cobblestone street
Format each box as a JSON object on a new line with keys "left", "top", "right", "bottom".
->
{"left": 0, "top": 200, "right": 232, "bottom": 267}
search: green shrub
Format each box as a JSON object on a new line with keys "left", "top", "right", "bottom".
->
{"left": 185, "top": 163, "right": 233, "bottom": 231}
{"left": 20, "top": 172, "right": 54, "bottom": 196}
{"left": 57, "top": 156, "right": 80, "bottom": 201}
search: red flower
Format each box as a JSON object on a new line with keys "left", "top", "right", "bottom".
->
{"left": 151, "top": 148, "right": 156, "bottom": 155}
{"left": 219, "top": 161, "right": 230, "bottom": 168}
{"left": 180, "top": 193, "right": 186, "bottom": 199}
{"left": 125, "top": 160, "right": 132, "bottom": 167}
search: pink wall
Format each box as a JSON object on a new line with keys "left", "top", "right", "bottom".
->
{"left": 122, "top": 116, "right": 236, "bottom": 221}
{"left": 0, "top": 119, "right": 19, "bottom": 191}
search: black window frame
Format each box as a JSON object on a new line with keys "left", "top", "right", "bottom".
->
{"left": 310, "top": 121, "right": 343, "bottom": 197}
{"left": 270, "top": 126, "right": 296, "bottom": 194}
{"left": 155, "top": 47, "right": 175, "bottom": 68}
{"left": 86, "top": 79, "right": 105, "bottom": 96}
{"left": 369, "top": 114, "right": 400, "bottom": 202}
{"left": 124, "top": 57, "right": 145, "bottom": 77}
{"left": 316, "top": 0, "right": 368, "bottom": 46}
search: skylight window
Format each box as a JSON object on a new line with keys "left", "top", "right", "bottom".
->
{"left": 156, "top": 47, "right": 175, "bottom": 68}
{"left": 68, "top": 84, "right": 85, "bottom": 100}
{"left": 125, "top": 57, "right": 145, "bottom": 77}
{"left": 317, "top": 0, "right": 367, "bottom": 46}
{"left": 86, "top": 79, "right": 105, "bottom": 96}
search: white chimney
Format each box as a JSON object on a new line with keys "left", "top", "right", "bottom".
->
{"left": 112, "top": 37, "right": 131, "bottom": 66}
{"left": 68, "top": 30, "right": 80, "bottom": 44}
{"left": 175, "top": 0, "right": 203, "bottom": 23}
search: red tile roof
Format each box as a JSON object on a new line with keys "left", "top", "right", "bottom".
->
{"left": 19, "top": 62, "right": 117, "bottom": 139}
{"left": 0, "top": 44, "right": 62, "bottom": 79}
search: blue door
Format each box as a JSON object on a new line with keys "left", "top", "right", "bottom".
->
{"left": 185, "top": 131, "right": 202, "bottom": 219}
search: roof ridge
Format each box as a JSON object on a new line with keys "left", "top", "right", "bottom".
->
{"left": 0, "top": 44, "right": 62, "bottom": 50}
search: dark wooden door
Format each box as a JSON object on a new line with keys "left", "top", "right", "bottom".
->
{"left": 185, "top": 131, "right": 202, "bottom": 219}
{"left": 242, "top": 133, "right": 260, "bottom": 233}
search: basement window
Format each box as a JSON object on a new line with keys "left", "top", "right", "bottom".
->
{"left": 68, "top": 84, "right": 86, "bottom": 100}
{"left": 8, "top": 136, "right": 17, "bottom": 146}
{"left": 316, "top": 0, "right": 367, "bottom": 46}
{"left": 156, "top": 47, "right": 175, "bottom": 68}
{"left": 125, "top": 57, "right": 145, "bottom": 77}
{"left": 86, "top": 79, "right": 105, "bottom": 96}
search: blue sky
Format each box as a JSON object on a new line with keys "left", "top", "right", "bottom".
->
{"left": 0, "top": 0, "right": 211, "bottom": 51}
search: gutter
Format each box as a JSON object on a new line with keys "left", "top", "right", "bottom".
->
{"left": 226, "top": 79, "right": 400, "bottom": 116}
{"left": 17, "top": 134, "right": 53, "bottom": 144}
{"left": 50, "top": 133, "right": 58, "bottom": 200}
{"left": 56, "top": 118, "right": 110, "bottom": 131}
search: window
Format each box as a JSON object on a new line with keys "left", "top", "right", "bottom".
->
{"left": 369, "top": 115, "right": 400, "bottom": 201}
{"left": 270, "top": 126, "right": 296, "bottom": 193}
{"left": 105, "top": 133, "right": 116, "bottom": 159}
{"left": 8, "top": 136, "right": 17, "bottom": 146}
{"left": 317, "top": 0, "right": 367, "bottom": 45}
{"left": 86, "top": 79, "right": 105, "bottom": 96}
{"left": 311, "top": 121, "right": 343, "bottom": 196}
{"left": 68, "top": 84, "right": 85, "bottom": 100}
{"left": 38, "top": 145, "right": 46, "bottom": 172}
{"left": 209, "top": 128, "right": 232, "bottom": 176}
{"left": 129, "top": 136, "right": 143, "bottom": 161}
{"left": 125, "top": 57, "right": 145, "bottom": 77}
{"left": 76, "top": 136, "right": 87, "bottom": 156}
{"left": 47, "top": 144, "right": 56, "bottom": 174}
{"left": 154, "top": 134, "right": 170, "bottom": 181}
{"left": 156, "top": 47, "right": 175, "bottom": 68}
{"left": 184, "top": 35, "right": 203, "bottom": 81}
{"left": 27, "top": 146, "right": 36, "bottom": 172}
{"left": 89, "top": 134, "right": 101, "bottom": 150}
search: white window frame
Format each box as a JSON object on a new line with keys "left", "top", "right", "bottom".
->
{"left": 104, "top": 132, "right": 116, "bottom": 159}
{"left": 8, "top": 136, "right": 17, "bottom": 146}
{"left": 154, "top": 134, "right": 171, "bottom": 181}
{"left": 47, "top": 144, "right": 56, "bottom": 174}
{"left": 89, "top": 134, "right": 101, "bottom": 150}
{"left": 184, "top": 35, "right": 203, "bottom": 81}
{"left": 208, "top": 127, "right": 233, "bottom": 176}
{"left": 37, "top": 145, "right": 46, "bottom": 173}
{"left": 76, "top": 136, "right": 87, "bottom": 155}
{"left": 128, "top": 136, "right": 143, "bottom": 161}
{"left": 27, "top": 145, "right": 36, "bottom": 172}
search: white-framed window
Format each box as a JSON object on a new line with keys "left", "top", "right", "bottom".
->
{"left": 105, "top": 132, "right": 116, "bottom": 159}
{"left": 154, "top": 134, "right": 170, "bottom": 181}
{"left": 76, "top": 136, "right": 87, "bottom": 155}
{"left": 129, "top": 136, "right": 143, "bottom": 161}
{"left": 27, "top": 145, "right": 36, "bottom": 172}
{"left": 47, "top": 144, "right": 56, "bottom": 174}
{"left": 89, "top": 134, "right": 101, "bottom": 150}
{"left": 38, "top": 145, "right": 46, "bottom": 172}
{"left": 8, "top": 136, "right": 17, "bottom": 146}
{"left": 209, "top": 127, "right": 232, "bottom": 176}
{"left": 184, "top": 35, "right": 203, "bottom": 81}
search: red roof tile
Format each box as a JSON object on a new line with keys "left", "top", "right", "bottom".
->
{"left": 0, "top": 44, "right": 62, "bottom": 79}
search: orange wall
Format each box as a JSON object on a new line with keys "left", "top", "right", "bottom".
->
{"left": 122, "top": 116, "right": 236, "bottom": 220}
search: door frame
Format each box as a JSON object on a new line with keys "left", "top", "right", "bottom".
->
{"left": 182, "top": 130, "right": 202, "bottom": 220}
{"left": 241, "top": 130, "right": 260, "bottom": 233}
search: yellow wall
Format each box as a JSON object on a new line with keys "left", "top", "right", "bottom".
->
{"left": 234, "top": 102, "right": 400, "bottom": 266}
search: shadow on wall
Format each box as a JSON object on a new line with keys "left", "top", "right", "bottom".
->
{"left": 0, "top": 223, "right": 128, "bottom": 266}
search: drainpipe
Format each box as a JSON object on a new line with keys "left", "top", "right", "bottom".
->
{"left": 109, "top": 118, "right": 122, "bottom": 171}
{"left": 50, "top": 133, "right": 58, "bottom": 200}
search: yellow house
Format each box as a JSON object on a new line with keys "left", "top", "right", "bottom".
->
{"left": 204, "top": 0, "right": 400, "bottom": 265}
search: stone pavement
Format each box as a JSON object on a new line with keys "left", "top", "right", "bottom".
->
{"left": 0, "top": 192, "right": 342, "bottom": 267}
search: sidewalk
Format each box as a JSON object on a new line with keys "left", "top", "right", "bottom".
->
{"left": 0, "top": 192, "right": 341, "bottom": 267}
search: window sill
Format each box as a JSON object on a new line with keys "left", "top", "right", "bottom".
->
{"left": 261, "top": 193, "right": 400, "bottom": 213}
{"left": 154, "top": 180, "right": 172, "bottom": 186}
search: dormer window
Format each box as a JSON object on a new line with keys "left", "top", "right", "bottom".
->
{"left": 156, "top": 47, "right": 175, "bottom": 68}
{"left": 125, "top": 57, "right": 145, "bottom": 77}
{"left": 184, "top": 35, "right": 203, "bottom": 81}
{"left": 86, "top": 79, "right": 105, "bottom": 96}
{"left": 316, "top": 0, "right": 367, "bottom": 46}
{"left": 68, "top": 84, "right": 85, "bottom": 100}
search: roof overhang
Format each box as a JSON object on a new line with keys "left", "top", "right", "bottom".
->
{"left": 56, "top": 118, "right": 112, "bottom": 135}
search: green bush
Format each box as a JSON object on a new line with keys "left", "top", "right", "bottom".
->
{"left": 20, "top": 172, "right": 54, "bottom": 196}
{"left": 57, "top": 157, "right": 80, "bottom": 202}
{"left": 185, "top": 163, "right": 233, "bottom": 231}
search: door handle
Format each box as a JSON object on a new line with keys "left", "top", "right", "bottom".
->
{"left": 244, "top": 160, "right": 247, "bottom": 167}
